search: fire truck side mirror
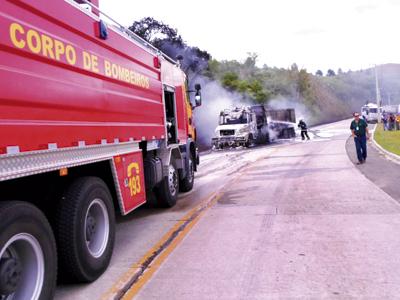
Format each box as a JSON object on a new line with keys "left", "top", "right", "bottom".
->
{"left": 195, "top": 93, "right": 202, "bottom": 107}
{"left": 194, "top": 84, "right": 202, "bottom": 107}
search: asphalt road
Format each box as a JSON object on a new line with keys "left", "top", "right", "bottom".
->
{"left": 346, "top": 132, "right": 400, "bottom": 202}
{"left": 55, "top": 135, "right": 295, "bottom": 299}
{"left": 56, "top": 120, "right": 400, "bottom": 299}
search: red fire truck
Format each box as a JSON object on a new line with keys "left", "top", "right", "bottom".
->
{"left": 0, "top": 0, "right": 202, "bottom": 298}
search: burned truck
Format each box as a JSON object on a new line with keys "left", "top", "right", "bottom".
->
{"left": 211, "top": 105, "right": 295, "bottom": 149}
{"left": 266, "top": 108, "right": 297, "bottom": 139}
{"left": 211, "top": 106, "right": 268, "bottom": 149}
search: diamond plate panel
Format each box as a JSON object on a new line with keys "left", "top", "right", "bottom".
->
{"left": 0, "top": 142, "right": 140, "bottom": 181}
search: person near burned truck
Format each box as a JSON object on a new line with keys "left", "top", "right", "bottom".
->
{"left": 396, "top": 113, "right": 400, "bottom": 130}
{"left": 350, "top": 112, "right": 370, "bottom": 164}
{"left": 389, "top": 113, "right": 396, "bottom": 131}
{"left": 298, "top": 119, "right": 310, "bottom": 140}
{"left": 382, "top": 112, "right": 388, "bottom": 131}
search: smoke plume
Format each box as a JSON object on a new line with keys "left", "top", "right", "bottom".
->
{"left": 193, "top": 77, "right": 251, "bottom": 149}
{"left": 268, "top": 97, "right": 312, "bottom": 125}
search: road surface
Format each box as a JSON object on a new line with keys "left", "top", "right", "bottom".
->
{"left": 56, "top": 120, "right": 400, "bottom": 299}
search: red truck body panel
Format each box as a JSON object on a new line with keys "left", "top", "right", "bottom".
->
{"left": 113, "top": 151, "right": 146, "bottom": 214}
{"left": 160, "top": 61, "right": 189, "bottom": 144}
{"left": 0, "top": 0, "right": 189, "bottom": 154}
{"left": 175, "top": 86, "right": 189, "bottom": 143}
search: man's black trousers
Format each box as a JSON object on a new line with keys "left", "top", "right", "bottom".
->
{"left": 301, "top": 130, "right": 310, "bottom": 140}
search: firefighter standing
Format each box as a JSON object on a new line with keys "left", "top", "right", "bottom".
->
{"left": 298, "top": 119, "right": 310, "bottom": 140}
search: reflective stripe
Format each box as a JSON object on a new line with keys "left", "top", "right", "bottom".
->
{"left": 48, "top": 143, "right": 57, "bottom": 150}
{"left": 6, "top": 146, "right": 20, "bottom": 154}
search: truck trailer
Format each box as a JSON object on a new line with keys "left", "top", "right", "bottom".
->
{"left": 0, "top": 0, "right": 202, "bottom": 298}
{"left": 266, "top": 108, "right": 296, "bottom": 139}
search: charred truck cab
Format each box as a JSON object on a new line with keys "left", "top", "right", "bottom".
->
{"left": 212, "top": 106, "right": 269, "bottom": 148}
{"left": 0, "top": 0, "right": 202, "bottom": 298}
{"left": 211, "top": 105, "right": 296, "bottom": 149}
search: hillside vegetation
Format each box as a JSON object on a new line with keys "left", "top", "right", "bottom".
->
{"left": 205, "top": 57, "right": 400, "bottom": 125}
{"left": 129, "top": 18, "right": 400, "bottom": 126}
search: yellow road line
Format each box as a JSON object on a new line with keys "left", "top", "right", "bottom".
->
{"left": 122, "top": 193, "right": 221, "bottom": 299}
{"left": 101, "top": 191, "right": 221, "bottom": 300}
{"left": 103, "top": 147, "right": 281, "bottom": 300}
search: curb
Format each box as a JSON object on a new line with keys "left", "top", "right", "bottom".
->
{"left": 371, "top": 125, "right": 400, "bottom": 165}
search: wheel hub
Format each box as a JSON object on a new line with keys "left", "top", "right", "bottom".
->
{"left": 188, "top": 159, "right": 194, "bottom": 182}
{"left": 86, "top": 214, "right": 97, "bottom": 242}
{"left": 84, "top": 199, "right": 110, "bottom": 258}
{"left": 168, "top": 166, "right": 178, "bottom": 196}
{"left": 0, "top": 257, "right": 22, "bottom": 296}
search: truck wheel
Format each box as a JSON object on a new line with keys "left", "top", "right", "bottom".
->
{"left": 266, "top": 132, "right": 270, "bottom": 144}
{"left": 155, "top": 164, "right": 179, "bottom": 207}
{"left": 56, "top": 177, "right": 115, "bottom": 283}
{"left": 0, "top": 201, "right": 57, "bottom": 300}
{"left": 245, "top": 134, "right": 255, "bottom": 148}
{"left": 179, "top": 154, "right": 195, "bottom": 192}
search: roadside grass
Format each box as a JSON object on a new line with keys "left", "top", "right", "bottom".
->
{"left": 374, "top": 123, "right": 400, "bottom": 156}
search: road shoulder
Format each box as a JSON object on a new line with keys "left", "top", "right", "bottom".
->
{"left": 135, "top": 122, "right": 400, "bottom": 299}
{"left": 346, "top": 136, "right": 400, "bottom": 202}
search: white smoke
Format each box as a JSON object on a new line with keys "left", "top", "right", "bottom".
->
{"left": 193, "top": 77, "right": 251, "bottom": 148}
{"left": 267, "top": 96, "right": 312, "bottom": 125}
{"left": 193, "top": 82, "right": 309, "bottom": 147}
{"left": 268, "top": 125, "right": 279, "bottom": 141}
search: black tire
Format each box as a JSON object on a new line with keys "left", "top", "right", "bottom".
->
{"left": 0, "top": 201, "right": 57, "bottom": 300}
{"left": 179, "top": 153, "right": 195, "bottom": 192}
{"left": 245, "top": 134, "right": 254, "bottom": 148}
{"left": 155, "top": 164, "right": 179, "bottom": 207}
{"left": 56, "top": 177, "right": 115, "bottom": 283}
{"left": 245, "top": 139, "right": 250, "bottom": 148}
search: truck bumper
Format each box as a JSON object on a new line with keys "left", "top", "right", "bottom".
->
{"left": 211, "top": 136, "right": 246, "bottom": 148}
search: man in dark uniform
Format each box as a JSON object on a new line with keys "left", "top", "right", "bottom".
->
{"left": 350, "top": 112, "right": 370, "bottom": 164}
{"left": 298, "top": 119, "right": 310, "bottom": 140}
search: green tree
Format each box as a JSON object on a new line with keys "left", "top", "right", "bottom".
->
{"left": 244, "top": 53, "right": 258, "bottom": 69}
{"left": 221, "top": 72, "right": 240, "bottom": 90}
{"left": 327, "top": 69, "right": 336, "bottom": 77}
{"left": 237, "top": 80, "right": 249, "bottom": 93}
{"left": 129, "top": 17, "right": 183, "bottom": 49}
{"left": 315, "top": 70, "right": 323, "bottom": 76}
{"left": 298, "top": 69, "right": 311, "bottom": 94}
{"left": 129, "top": 17, "right": 211, "bottom": 77}
{"left": 290, "top": 63, "right": 299, "bottom": 72}
{"left": 248, "top": 79, "right": 270, "bottom": 103}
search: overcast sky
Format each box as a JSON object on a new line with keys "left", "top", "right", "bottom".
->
{"left": 100, "top": 0, "right": 400, "bottom": 73}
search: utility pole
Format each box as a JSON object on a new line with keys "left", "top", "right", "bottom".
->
{"left": 375, "top": 65, "right": 382, "bottom": 123}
